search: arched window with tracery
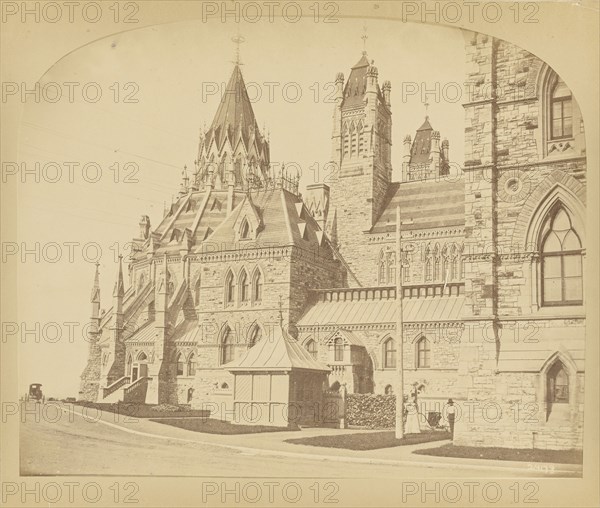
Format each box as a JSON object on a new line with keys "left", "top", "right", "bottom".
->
{"left": 416, "top": 337, "right": 431, "bottom": 369}
{"left": 541, "top": 206, "right": 583, "bottom": 306}
{"left": 383, "top": 338, "right": 396, "bottom": 369}
{"left": 221, "top": 327, "right": 234, "bottom": 365}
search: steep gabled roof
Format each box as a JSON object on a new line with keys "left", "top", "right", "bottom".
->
{"left": 341, "top": 52, "right": 386, "bottom": 109}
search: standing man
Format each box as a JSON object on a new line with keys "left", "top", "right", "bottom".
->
{"left": 446, "top": 399, "right": 456, "bottom": 439}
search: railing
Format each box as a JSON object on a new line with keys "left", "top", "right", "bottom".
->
{"left": 102, "top": 376, "right": 130, "bottom": 399}
{"left": 123, "top": 377, "right": 150, "bottom": 403}
{"left": 313, "top": 282, "right": 463, "bottom": 303}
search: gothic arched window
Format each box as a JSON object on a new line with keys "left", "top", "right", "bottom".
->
{"left": 248, "top": 326, "right": 262, "bottom": 348}
{"left": 221, "top": 328, "right": 234, "bottom": 365}
{"left": 225, "top": 270, "right": 235, "bottom": 305}
{"left": 239, "top": 269, "right": 249, "bottom": 303}
{"left": 240, "top": 218, "right": 250, "bottom": 239}
{"left": 550, "top": 78, "right": 573, "bottom": 140}
{"left": 126, "top": 355, "right": 132, "bottom": 376}
{"left": 547, "top": 360, "right": 569, "bottom": 403}
{"left": 383, "top": 338, "right": 396, "bottom": 369}
{"left": 384, "top": 384, "right": 393, "bottom": 395}
{"left": 541, "top": 207, "right": 583, "bottom": 306}
{"left": 416, "top": 337, "right": 431, "bottom": 369}
{"left": 305, "top": 339, "right": 317, "bottom": 359}
{"left": 187, "top": 353, "right": 196, "bottom": 376}
{"left": 425, "top": 258, "right": 433, "bottom": 282}
{"left": 252, "top": 269, "right": 263, "bottom": 303}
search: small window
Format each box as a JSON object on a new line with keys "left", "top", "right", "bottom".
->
{"left": 194, "top": 277, "right": 201, "bottom": 306}
{"left": 383, "top": 338, "right": 396, "bottom": 369}
{"left": 547, "top": 361, "right": 569, "bottom": 404}
{"left": 425, "top": 258, "right": 433, "bottom": 282}
{"left": 240, "top": 218, "right": 250, "bottom": 239}
{"left": 126, "top": 355, "right": 132, "bottom": 375}
{"left": 306, "top": 339, "right": 317, "bottom": 359}
{"left": 416, "top": 337, "right": 431, "bottom": 369}
{"left": 384, "top": 384, "right": 393, "bottom": 395}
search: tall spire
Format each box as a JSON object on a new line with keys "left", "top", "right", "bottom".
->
{"left": 90, "top": 262, "right": 100, "bottom": 303}
{"left": 113, "top": 255, "right": 125, "bottom": 298}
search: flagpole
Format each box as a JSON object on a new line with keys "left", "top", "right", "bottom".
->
{"left": 395, "top": 205, "right": 404, "bottom": 439}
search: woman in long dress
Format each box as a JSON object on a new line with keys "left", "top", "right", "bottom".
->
{"left": 404, "top": 396, "right": 421, "bottom": 434}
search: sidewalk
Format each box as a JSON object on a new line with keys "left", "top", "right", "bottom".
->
{"left": 64, "top": 404, "right": 583, "bottom": 476}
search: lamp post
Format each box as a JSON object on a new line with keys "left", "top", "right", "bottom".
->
{"left": 395, "top": 205, "right": 405, "bottom": 439}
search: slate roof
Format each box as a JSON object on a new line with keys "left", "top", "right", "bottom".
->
{"left": 203, "top": 65, "right": 268, "bottom": 154}
{"left": 225, "top": 325, "right": 330, "bottom": 372}
{"left": 297, "top": 295, "right": 464, "bottom": 327}
{"left": 342, "top": 52, "right": 387, "bottom": 109}
{"left": 371, "top": 179, "right": 464, "bottom": 234}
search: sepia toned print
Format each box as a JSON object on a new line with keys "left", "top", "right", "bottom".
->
{"left": 1, "top": 2, "right": 598, "bottom": 507}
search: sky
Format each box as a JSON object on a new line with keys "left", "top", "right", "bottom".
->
{"left": 16, "top": 18, "right": 466, "bottom": 398}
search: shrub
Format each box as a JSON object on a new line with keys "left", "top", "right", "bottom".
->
{"left": 346, "top": 394, "right": 396, "bottom": 429}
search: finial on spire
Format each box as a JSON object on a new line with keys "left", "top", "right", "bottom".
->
{"left": 361, "top": 21, "right": 368, "bottom": 54}
{"left": 231, "top": 25, "right": 245, "bottom": 67}
{"left": 424, "top": 97, "right": 430, "bottom": 119}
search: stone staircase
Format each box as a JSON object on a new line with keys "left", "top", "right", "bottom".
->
{"left": 101, "top": 376, "right": 150, "bottom": 403}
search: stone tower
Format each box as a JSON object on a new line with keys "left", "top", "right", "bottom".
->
{"left": 402, "top": 116, "right": 450, "bottom": 181}
{"left": 327, "top": 52, "right": 392, "bottom": 251}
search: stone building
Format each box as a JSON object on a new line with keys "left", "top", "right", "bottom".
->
{"left": 80, "top": 30, "right": 586, "bottom": 450}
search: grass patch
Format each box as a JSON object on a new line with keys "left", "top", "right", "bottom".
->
{"left": 413, "top": 444, "right": 583, "bottom": 464}
{"left": 74, "top": 401, "right": 210, "bottom": 419}
{"left": 149, "top": 418, "right": 295, "bottom": 435}
{"left": 285, "top": 430, "right": 450, "bottom": 451}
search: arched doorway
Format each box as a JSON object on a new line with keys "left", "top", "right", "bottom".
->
{"left": 131, "top": 351, "right": 149, "bottom": 382}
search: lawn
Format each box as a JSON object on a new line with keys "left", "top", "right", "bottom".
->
{"left": 285, "top": 430, "right": 451, "bottom": 451}
{"left": 73, "top": 401, "right": 210, "bottom": 419}
{"left": 149, "top": 418, "right": 294, "bottom": 435}
{"left": 413, "top": 444, "right": 583, "bottom": 464}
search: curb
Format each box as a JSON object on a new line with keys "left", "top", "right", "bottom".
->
{"left": 60, "top": 406, "right": 583, "bottom": 476}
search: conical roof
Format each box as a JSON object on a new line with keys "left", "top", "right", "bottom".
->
{"left": 204, "top": 65, "right": 261, "bottom": 151}
{"left": 224, "top": 325, "right": 330, "bottom": 372}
